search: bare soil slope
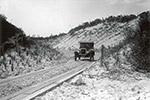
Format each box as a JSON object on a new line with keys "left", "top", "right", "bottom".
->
{"left": 54, "top": 19, "right": 138, "bottom": 50}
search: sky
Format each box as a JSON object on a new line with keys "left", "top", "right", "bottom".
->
{"left": 0, "top": 0, "right": 150, "bottom": 37}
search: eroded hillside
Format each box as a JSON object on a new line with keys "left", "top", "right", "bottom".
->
{"left": 54, "top": 16, "right": 138, "bottom": 50}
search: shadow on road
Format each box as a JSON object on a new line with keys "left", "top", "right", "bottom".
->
{"left": 78, "top": 59, "right": 97, "bottom": 62}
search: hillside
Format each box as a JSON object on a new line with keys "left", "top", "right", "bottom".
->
{"left": 0, "top": 15, "right": 35, "bottom": 56}
{"left": 0, "top": 15, "right": 66, "bottom": 79}
{"left": 54, "top": 15, "right": 138, "bottom": 50}
{"left": 53, "top": 11, "right": 150, "bottom": 71}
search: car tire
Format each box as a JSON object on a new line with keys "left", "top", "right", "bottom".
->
{"left": 78, "top": 56, "right": 80, "bottom": 60}
{"left": 74, "top": 51, "right": 78, "bottom": 61}
{"left": 75, "top": 55, "right": 77, "bottom": 61}
{"left": 90, "top": 55, "right": 92, "bottom": 61}
{"left": 90, "top": 55, "right": 94, "bottom": 61}
{"left": 92, "top": 56, "right": 94, "bottom": 61}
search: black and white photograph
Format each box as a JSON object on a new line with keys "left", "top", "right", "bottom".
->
{"left": 0, "top": 0, "right": 150, "bottom": 100}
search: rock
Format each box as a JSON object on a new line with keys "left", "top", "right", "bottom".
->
{"left": 131, "top": 85, "right": 141, "bottom": 94}
{"left": 71, "top": 76, "right": 86, "bottom": 86}
{"left": 0, "top": 72, "right": 9, "bottom": 79}
{"left": 34, "top": 97, "right": 43, "bottom": 100}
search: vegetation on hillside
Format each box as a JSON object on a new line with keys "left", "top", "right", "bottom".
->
{"left": 0, "top": 15, "right": 34, "bottom": 56}
{"left": 130, "top": 11, "right": 150, "bottom": 71}
{"left": 0, "top": 15, "right": 63, "bottom": 78}
{"left": 32, "top": 33, "right": 66, "bottom": 40}
{"left": 102, "top": 11, "right": 150, "bottom": 72}
{"left": 69, "top": 14, "right": 137, "bottom": 34}
{"left": 0, "top": 38, "right": 63, "bottom": 78}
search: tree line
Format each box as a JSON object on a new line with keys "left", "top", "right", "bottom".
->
{"left": 69, "top": 14, "right": 137, "bottom": 34}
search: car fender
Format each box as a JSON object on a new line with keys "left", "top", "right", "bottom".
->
{"left": 74, "top": 51, "right": 79, "bottom": 55}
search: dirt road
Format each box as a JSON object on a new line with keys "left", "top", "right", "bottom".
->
{"left": 0, "top": 49, "right": 97, "bottom": 100}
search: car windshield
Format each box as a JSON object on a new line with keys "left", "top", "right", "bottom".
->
{"left": 80, "top": 42, "right": 94, "bottom": 50}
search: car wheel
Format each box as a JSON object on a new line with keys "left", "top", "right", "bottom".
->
{"left": 90, "top": 55, "right": 94, "bottom": 61}
{"left": 78, "top": 56, "right": 80, "bottom": 60}
{"left": 74, "top": 51, "right": 78, "bottom": 61}
{"left": 75, "top": 55, "right": 77, "bottom": 61}
{"left": 92, "top": 56, "right": 94, "bottom": 61}
{"left": 90, "top": 55, "right": 92, "bottom": 61}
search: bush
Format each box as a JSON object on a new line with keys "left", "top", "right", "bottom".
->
{"left": 105, "top": 14, "right": 137, "bottom": 23}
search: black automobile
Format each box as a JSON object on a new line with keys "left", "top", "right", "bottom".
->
{"left": 74, "top": 42, "right": 95, "bottom": 61}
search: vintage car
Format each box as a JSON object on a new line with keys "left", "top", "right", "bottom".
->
{"left": 74, "top": 42, "right": 95, "bottom": 61}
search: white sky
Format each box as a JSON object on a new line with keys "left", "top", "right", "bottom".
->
{"left": 0, "top": 0, "right": 150, "bottom": 37}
